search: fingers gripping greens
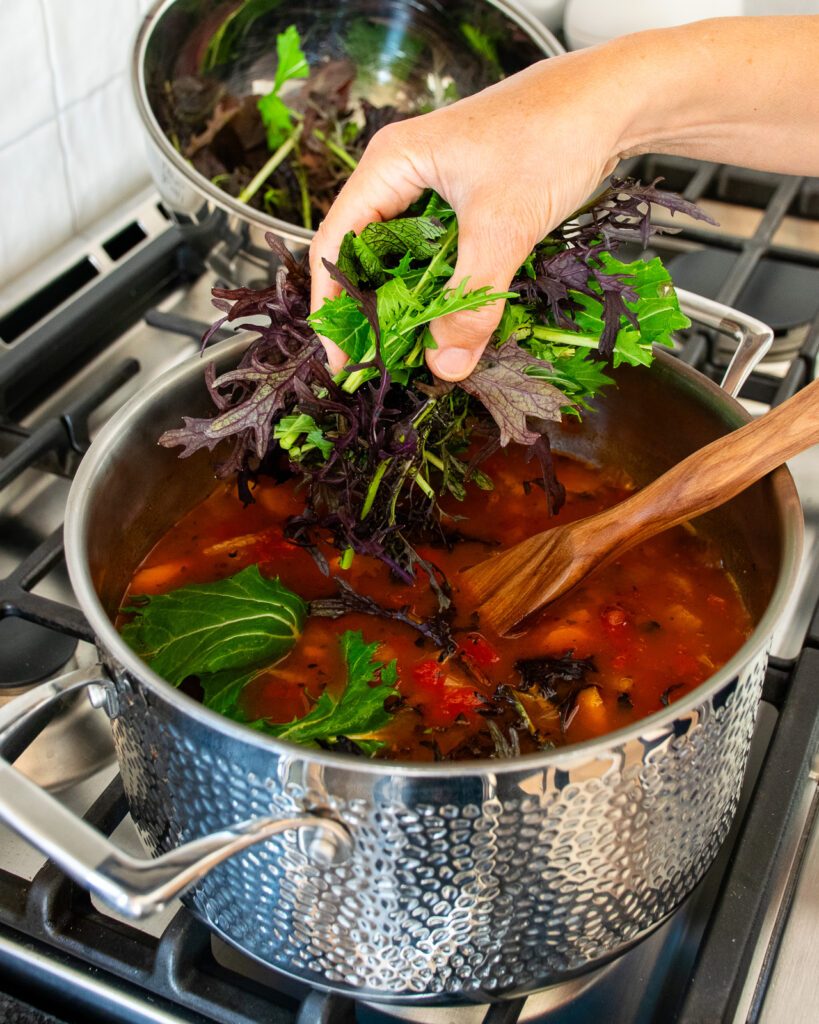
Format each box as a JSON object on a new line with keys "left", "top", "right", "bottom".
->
{"left": 160, "top": 178, "right": 711, "bottom": 583}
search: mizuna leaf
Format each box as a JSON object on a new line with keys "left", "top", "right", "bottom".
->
{"left": 264, "top": 630, "right": 398, "bottom": 747}
{"left": 401, "top": 281, "right": 512, "bottom": 333}
{"left": 568, "top": 253, "right": 688, "bottom": 365}
{"left": 524, "top": 345, "right": 614, "bottom": 408}
{"left": 121, "top": 565, "right": 307, "bottom": 687}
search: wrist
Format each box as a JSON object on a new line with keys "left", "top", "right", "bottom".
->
{"left": 607, "top": 21, "right": 732, "bottom": 162}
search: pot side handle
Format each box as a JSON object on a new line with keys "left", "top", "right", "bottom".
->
{"left": 0, "top": 668, "right": 352, "bottom": 920}
{"left": 675, "top": 288, "right": 773, "bottom": 398}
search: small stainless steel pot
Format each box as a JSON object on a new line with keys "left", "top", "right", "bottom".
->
{"left": 0, "top": 294, "right": 803, "bottom": 1003}
{"left": 132, "top": 0, "right": 564, "bottom": 286}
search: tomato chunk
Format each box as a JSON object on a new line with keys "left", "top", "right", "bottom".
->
{"left": 411, "top": 660, "right": 483, "bottom": 727}
{"left": 458, "top": 632, "right": 501, "bottom": 668}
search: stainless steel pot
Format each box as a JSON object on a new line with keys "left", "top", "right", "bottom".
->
{"left": 132, "top": 0, "right": 564, "bottom": 286}
{"left": 0, "top": 294, "right": 803, "bottom": 1004}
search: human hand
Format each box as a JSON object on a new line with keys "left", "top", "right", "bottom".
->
{"left": 309, "top": 48, "right": 635, "bottom": 380}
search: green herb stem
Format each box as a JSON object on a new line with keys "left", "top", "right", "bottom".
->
{"left": 412, "top": 398, "right": 437, "bottom": 430}
{"left": 410, "top": 221, "right": 459, "bottom": 300}
{"left": 238, "top": 125, "right": 302, "bottom": 205}
{"left": 410, "top": 468, "right": 435, "bottom": 500}
{"left": 340, "top": 365, "right": 375, "bottom": 394}
{"left": 361, "top": 459, "right": 390, "bottom": 520}
{"left": 294, "top": 155, "right": 312, "bottom": 230}
{"left": 313, "top": 128, "right": 359, "bottom": 171}
{"left": 388, "top": 464, "right": 412, "bottom": 525}
{"left": 530, "top": 325, "right": 600, "bottom": 348}
{"left": 423, "top": 450, "right": 445, "bottom": 472}
{"left": 339, "top": 547, "right": 355, "bottom": 570}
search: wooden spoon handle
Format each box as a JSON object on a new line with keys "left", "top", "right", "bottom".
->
{"left": 587, "top": 376, "right": 819, "bottom": 553}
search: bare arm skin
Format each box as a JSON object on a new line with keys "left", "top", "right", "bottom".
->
{"left": 309, "top": 15, "right": 819, "bottom": 380}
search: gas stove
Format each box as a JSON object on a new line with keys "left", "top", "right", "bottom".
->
{"left": 0, "top": 158, "right": 818, "bottom": 1024}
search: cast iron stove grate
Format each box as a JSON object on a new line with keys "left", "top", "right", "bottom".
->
{"left": 0, "top": 159, "right": 817, "bottom": 1023}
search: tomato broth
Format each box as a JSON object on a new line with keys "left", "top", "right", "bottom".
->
{"left": 120, "top": 448, "right": 752, "bottom": 760}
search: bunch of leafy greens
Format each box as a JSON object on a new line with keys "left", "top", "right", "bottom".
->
{"left": 122, "top": 566, "right": 398, "bottom": 755}
{"left": 160, "top": 177, "right": 713, "bottom": 587}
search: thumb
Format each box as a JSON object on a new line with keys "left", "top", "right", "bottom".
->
{"left": 426, "top": 214, "right": 527, "bottom": 382}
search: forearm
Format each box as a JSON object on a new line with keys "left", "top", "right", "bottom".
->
{"left": 614, "top": 16, "right": 819, "bottom": 176}
{"left": 311, "top": 14, "right": 819, "bottom": 378}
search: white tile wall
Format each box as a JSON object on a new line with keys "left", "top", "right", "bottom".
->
{"left": 0, "top": 121, "right": 74, "bottom": 280}
{"left": 0, "top": 0, "right": 152, "bottom": 287}
{"left": 42, "top": 0, "right": 139, "bottom": 108}
{"left": 0, "top": 0, "right": 56, "bottom": 149}
{"left": 61, "top": 76, "right": 149, "bottom": 230}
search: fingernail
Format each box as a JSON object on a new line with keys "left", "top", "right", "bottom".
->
{"left": 431, "top": 347, "right": 473, "bottom": 380}
{"left": 319, "top": 336, "right": 347, "bottom": 374}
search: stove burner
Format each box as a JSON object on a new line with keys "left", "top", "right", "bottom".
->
{"left": 669, "top": 250, "right": 819, "bottom": 337}
{"left": 0, "top": 617, "right": 77, "bottom": 689}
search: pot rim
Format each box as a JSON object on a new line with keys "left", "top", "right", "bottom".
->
{"left": 131, "top": 0, "right": 565, "bottom": 243}
{"left": 65, "top": 337, "right": 804, "bottom": 777}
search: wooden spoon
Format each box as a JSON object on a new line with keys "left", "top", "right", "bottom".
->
{"left": 462, "top": 377, "right": 819, "bottom": 636}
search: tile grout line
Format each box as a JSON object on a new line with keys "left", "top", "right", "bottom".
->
{"left": 39, "top": 0, "right": 81, "bottom": 235}
{"left": 0, "top": 69, "right": 130, "bottom": 155}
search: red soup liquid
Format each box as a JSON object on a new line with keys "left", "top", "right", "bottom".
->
{"left": 120, "top": 449, "right": 753, "bottom": 760}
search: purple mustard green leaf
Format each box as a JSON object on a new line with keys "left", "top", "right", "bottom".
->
{"left": 459, "top": 340, "right": 567, "bottom": 446}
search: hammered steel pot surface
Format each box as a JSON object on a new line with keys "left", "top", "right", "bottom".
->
{"left": 51, "top": 332, "right": 802, "bottom": 1002}
{"left": 108, "top": 653, "right": 766, "bottom": 998}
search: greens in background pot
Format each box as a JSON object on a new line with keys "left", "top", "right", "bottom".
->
{"left": 156, "top": 18, "right": 469, "bottom": 229}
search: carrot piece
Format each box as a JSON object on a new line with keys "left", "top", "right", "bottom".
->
{"left": 204, "top": 532, "right": 271, "bottom": 556}
{"left": 129, "top": 562, "right": 185, "bottom": 593}
{"left": 573, "top": 686, "right": 607, "bottom": 730}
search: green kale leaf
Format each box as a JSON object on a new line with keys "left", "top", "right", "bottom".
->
{"left": 121, "top": 565, "right": 306, "bottom": 686}
{"left": 200, "top": 667, "right": 260, "bottom": 716}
